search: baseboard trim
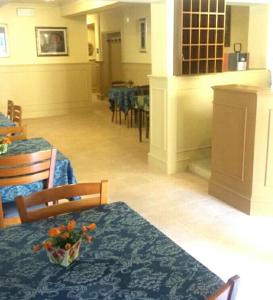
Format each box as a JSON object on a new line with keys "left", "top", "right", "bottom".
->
{"left": 208, "top": 180, "right": 251, "bottom": 214}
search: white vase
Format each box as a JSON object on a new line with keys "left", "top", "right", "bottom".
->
{"left": 46, "top": 239, "right": 81, "bottom": 267}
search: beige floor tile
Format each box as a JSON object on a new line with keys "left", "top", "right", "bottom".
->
{"left": 25, "top": 99, "right": 273, "bottom": 300}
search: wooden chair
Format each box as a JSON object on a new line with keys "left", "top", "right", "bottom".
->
{"left": 111, "top": 82, "right": 127, "bottom": 124}
{"left": 12, "top": 105, "right": 22, "bottom": 126}
{"left": 0, "top": 125, "right": 27, "bottom": 141}
{"left": 0, "top": 148, "right": 57, "bottom": 228}
{"left": 7, "top": 99, "right": 14, "bottom": 120}
{"left": 16, "top": 180, "right": 108, "bottom": 224}
{"left": 207, "top": 275, "right": 240, "bottom": 300}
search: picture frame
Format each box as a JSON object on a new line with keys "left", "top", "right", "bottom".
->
{"left": 35, "top": 27, "right": 68, "bottom": 56}
{"left": 0, "top": 24, "right": 9, "bottom": 57}
{"left": 139, "top": 18, "right": 147, "bottom": 52}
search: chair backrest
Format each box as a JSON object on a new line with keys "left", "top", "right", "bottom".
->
{"left": 12, "top": 105, "right": 22, "bottom": 126}
{"left": 0, "top": 148, "right": 56, "bottom": 188}
{"left": 16, "top": 180, "right": 108, "bottom": 223}
{"left": 207, "top": 275, "right": 240, "bottom": 300}
{"left": 112, "top": 81, "right": 127, "bottom": 87}
{"left": 0, "top": 148, "right": 57, "bottom": 228}
{"left": 7, "top": 100, "right": 14, "bottom": 119}
{"left": 0, "top": 125, "right": 27, "bottom": 141}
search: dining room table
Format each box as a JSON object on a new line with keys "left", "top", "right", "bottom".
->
{"left": 0, "top": 137, "right": 77, "bottom": 207}
{"left": 0, "top": 201, "right": 224, "bottom": 300}
{"left": 109, "top": 86, "right": 138, "bottom": 114}
{"left": 0, "top": 112, "right": 16, "bottom": 127}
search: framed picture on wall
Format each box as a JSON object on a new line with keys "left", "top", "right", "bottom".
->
{"left": 139, "top": 18, "right": 147, "bottom": 52}
{"left": 35, "top": 27, "right": 68, "bottom": 56}
{"left": 0, "top": 24, "right": 9, "bottom": 57}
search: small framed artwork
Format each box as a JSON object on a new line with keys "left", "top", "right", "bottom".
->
{"left": 35, "top": 27, "right": 68, "bottom": 56}
{"left": 139, "top": 18, "right": 147, "bottom": 52}
{"left": 0, "top": 24, "right": 9, "bottom": 57}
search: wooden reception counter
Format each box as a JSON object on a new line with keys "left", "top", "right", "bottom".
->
{"left": 209, "top": 84, "right": 273, "bottom": 216}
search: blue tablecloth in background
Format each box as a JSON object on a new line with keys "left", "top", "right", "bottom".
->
{"left": 109, "top": 87, "right": 138, "bottom": 113}
{"left": 0, "top": 202, "right": 224, "bottom": 300}
{"left": 0, "top": 137, "right": 77, "bottom": 204}
{"left": 0, "top": 112, "right": 15, "bottom": 127}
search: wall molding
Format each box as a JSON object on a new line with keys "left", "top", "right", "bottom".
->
{"left": 0, "top": 63, "right": 92, "bottom": 119}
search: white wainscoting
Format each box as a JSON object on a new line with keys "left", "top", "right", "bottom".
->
{"left": 148, "top": 69, "right": 271, "bottom": 174}
{"left": 0, "top": 63, "right": 92, "bottom": 118}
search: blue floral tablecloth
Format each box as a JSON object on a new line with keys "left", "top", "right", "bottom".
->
{"left": 0, "top": 137, "right": 77, "bottom": 205}
{"left": 0, "top": 202, "right": 224, "bottom": 300}
{"left": 0, "top": 112, "right": 15, "bottom": 127}
{"left": 109, "top": 87, "right": 138, "bottom": 113}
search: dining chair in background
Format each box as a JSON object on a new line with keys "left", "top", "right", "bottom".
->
{"left": 0, "top": 125, "right": 27, "bottom": 141}
{"left": 12, "top": 105, "right": 22, "bottom": 126}
{"left": 207, "top": 275, "right": 240, "bottom": 300}
{"left": 0, "top": 148, "right": 57, "bottom": 228}
{"left": 16, "top": 180, "right": 108, "bottom": 223}
{"left": 111, "top": 81, "right": 127, "bottom": 124}
{"left": 7, "top": 100, "right": 14, "bottom": 120}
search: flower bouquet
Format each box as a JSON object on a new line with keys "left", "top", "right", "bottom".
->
{"left": 33, "top": 219, "right": 96, "bottom": 267}
{"left": 0, "top": 136, "right": 11, "bottom": 155}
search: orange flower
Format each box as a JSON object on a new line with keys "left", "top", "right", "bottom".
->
{"left": 67, "top": 219, "right": 76, "bottom": 231}
{"left": 89, "top": 223, "right": 96, "bottom": 231}
{"left": 44, "top": 241, "right": 53, "bottom": 250}
{"left": 64, "top": 243, "right": 71, "bottom": 250}
{"left": 48, "top": 227, "right": 61, "bottom": 237}
{"left": 33, "top": 244, "right": 42, "bottom": 252}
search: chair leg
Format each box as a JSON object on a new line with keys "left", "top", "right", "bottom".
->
{"left": 112, "top": 107, "right": 115, "bottom": 123}
{"left": 146, "top": 112, "right": 149, "bottom": 139}
{"left": 111, "top": 103, "right": 115, "bottom": 122}
{"left": 139, "top": 109, "right": 142, "bottom": 142}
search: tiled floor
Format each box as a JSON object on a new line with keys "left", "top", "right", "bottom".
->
{"left": 25, "top": 99, "right": 273, "bottom": 300}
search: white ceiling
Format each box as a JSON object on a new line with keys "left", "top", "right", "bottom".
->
{"left": 0, "top": 0, "right": 76, "bottom": 5}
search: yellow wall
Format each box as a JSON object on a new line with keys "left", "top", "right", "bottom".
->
{"left": 87, "top": 5, "right": 151, "bottom": 88}
{"left": 248, "top": 4, "right": 269, "bottom": 69}
{"left": 121, "top": 4, "right": 151, "bottom": 64}
{"left": 0, "top": 3, "right": 88, "bottom": 65}
{"left": 225, "top": 6, "right": 249, "bottom": 53}
{"left": 0, "top": 3, "right": 91, "bottom": 118}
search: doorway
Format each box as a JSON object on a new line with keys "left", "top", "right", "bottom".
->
{"left": 101, "top": 32, "right": 123, "bottom": 97}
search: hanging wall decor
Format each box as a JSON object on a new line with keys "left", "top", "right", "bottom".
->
{"left": 35, "top": 27, "right": 68, "bottom": 56}
{"left": 0, "top": 24, "right": 9, "bottom": 57}
{"left": 139, "top": 18, "right": 147, "bottom": 52}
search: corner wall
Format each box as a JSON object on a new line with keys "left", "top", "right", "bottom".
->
{"left": 0, "top": 3, "right": 90, "bottom": 118}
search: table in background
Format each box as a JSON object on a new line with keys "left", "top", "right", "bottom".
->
{"left": 0, "top": 137, "right": 77, "bottom": 205}
{"left": 0, "top": 112, "right": 15, "bottom": 127}
{"left": 109, "top": 86, "right": 138, "bottom": 118}
{"left": 0, "top": 202, "right": 224, "bottom": 300}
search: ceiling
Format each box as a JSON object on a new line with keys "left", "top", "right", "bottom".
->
{"left": 0, "top": 0, "right": 76, "bottom": 5}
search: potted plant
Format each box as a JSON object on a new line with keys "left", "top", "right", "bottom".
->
{"left": 33, "top": 219, "right": 96, "bottom": 267}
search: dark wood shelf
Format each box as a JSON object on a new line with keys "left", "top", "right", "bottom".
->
{"left": 180, "top": 0, "right": 226, "bottom": 75}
